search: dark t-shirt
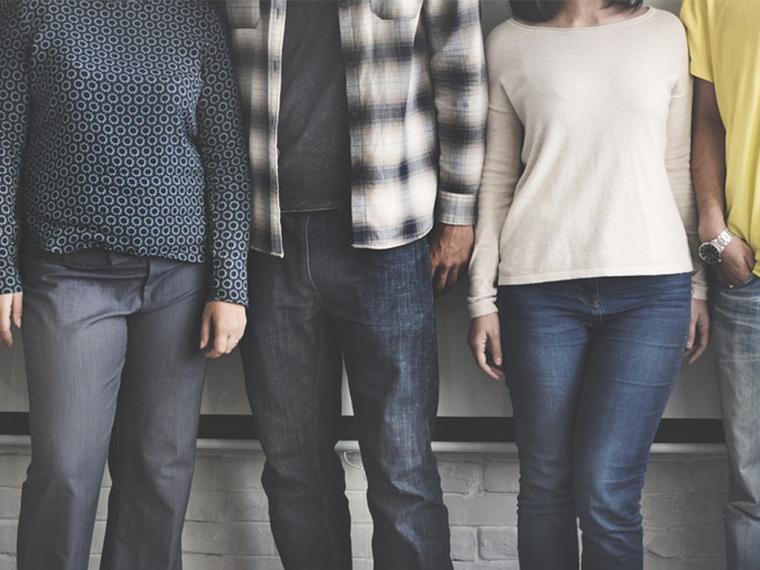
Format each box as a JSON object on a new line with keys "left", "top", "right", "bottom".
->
{"left": 277, "top": 0, "right": 352, "bottom": 212}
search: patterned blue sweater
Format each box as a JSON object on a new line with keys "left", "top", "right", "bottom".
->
{"left": 0, "top": 0, "right": 251, "bottom": 305}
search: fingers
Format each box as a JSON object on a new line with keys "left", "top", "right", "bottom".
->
{"left": 685, "top": 311, "right": 697, "bottom": 352}
{"left": 11, "top": 293, "right": 22, "bottom": 329}
{"left": 435, "top": 263, "right": 466, "bottom": 294}
{"left": 446, "top": 266, "right": 462, "bottom": 290}
{"left": 469, "top": 320, "right": 504, "bottom": 381}
{"left": 434, "top": 265, "right": 450, "bottom": 293}
{"left": 685, "top": 301, "right": 710, "bottom": 365}
{"left": 487, "top": 329, "right": 503, "bottom": 370}
{"left": 471, "top": 337, "right": 501, "bottom": 380}
{"left": 688, "top": 312, "right": 711, "bottom": 365}
{"left": 205, "top": 319, "right": 244, "bottom": 360}
{"left": 0, "top": 296, "right": 12, "bottom": 349}
{"left": 205, "top": 334, "right": 229, "bottom": 360}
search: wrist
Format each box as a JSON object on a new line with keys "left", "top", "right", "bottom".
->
{"left": 698, "top": 211, "right": 728, "bottom": 243}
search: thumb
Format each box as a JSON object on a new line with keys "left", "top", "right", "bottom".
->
{"left": 686, "top": 315, "right": 696, "bottom": 350}
{"left": 200, "top": 311, "right": 211, "bottom": 350}
{"left": 488, "top": 329, "right": 503, "bottom": 367}
{"left": 11, "top": 294, "right": 22, "bottom": 329}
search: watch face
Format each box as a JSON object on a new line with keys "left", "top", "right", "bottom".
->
{"left": 699, "top": 243, "right": 721, "bottom": 265}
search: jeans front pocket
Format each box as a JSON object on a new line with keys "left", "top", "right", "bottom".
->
{"left": 722, "top": 272, "right": 758, "bottom": 292}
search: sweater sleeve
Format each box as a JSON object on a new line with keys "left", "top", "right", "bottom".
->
{"left": 0, "top": 0, "right": 30, "bottom": 295}
{"left": 197, "top": 9, "right": 252, "bottom": 306}
{"left": 667, "top": 30, "right": 709, "bottom": 301}
{"left": 467, "top": 33, "right": 523, "bottom": 318}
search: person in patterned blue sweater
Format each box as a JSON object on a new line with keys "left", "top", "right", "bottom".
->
{"left": 0, "top": 1, "right": 251, "bottom": 568}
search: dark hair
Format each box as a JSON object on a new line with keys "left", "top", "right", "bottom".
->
{"left": 510, "top": 1, "right": 644, "bottom": 23}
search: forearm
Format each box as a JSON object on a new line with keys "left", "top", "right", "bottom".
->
{"left": 693, "top": 121, "right": 727, "bottom": 241}
{"left": 692, "top": 80, "right": 728, "bottom": 241}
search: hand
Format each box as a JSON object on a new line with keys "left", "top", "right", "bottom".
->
{"left": 685, "top": 299, "right": 710, "bottom": 365}
{"left": 199, "top": 301, "right": 247, "bottom": 359}
{"left": 714, "top": 236, "right": 755, "bottom": 288}
{"left": 429, "top": 223, "right": 474, "bottom": 294}
{"left": 0, "top": 292, "right": 23, "bottom": 349}
{"left": 468, "top": 312, "right": 504, "bottom": 381}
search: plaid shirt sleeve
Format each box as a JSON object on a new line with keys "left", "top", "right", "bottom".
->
{"left": 423, "top": 0, "right": 488, "bottom": 226}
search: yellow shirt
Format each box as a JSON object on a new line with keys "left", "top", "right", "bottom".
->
{"left": 681, "top": 0, "right": 760, "bottom": 272}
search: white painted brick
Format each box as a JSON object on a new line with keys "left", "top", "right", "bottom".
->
{"left": 644, "top": 554, "right": 726, "bottom": 570}
{"left": 0, "top": 454, "right": 28, "bottom": 487}
{"left": 450, "top": 526, "right": 477, "bottom": 561}
{"left": 644, "top": 461, "right": 689, "bottom": 494}
{"left": 350, "top": 524, "right": 372, "bottom": 559}
{"left": 689, "top": 459, "right": 729, "bottom": 494}
{"left": 478, "top": 526, "right": 517, "bottom": 560}
{"left": 95, "top": 489, "right": 109, "bottom": 521}
{"left": 438, "top": 460, "right": 483, "bottom": 495}
{"left": 0, "top": 447, "right": 731, "bottom": 566}
{"left": 0, "top": 554, "right": 14, "bottom": 570}
{"left": 644, "top": 528, "right": 683, "bottom": 559}
{"left": 91, "top": 521, "right": 106, "bottom": 555}
{"left": 445, "top": 493, "right": 516, "bottom": 526}
{"left": 192, "top": 455, "right": 265, "bottom": 491}
{"left": 483, "top": 461, "right": 519, "bottom": 493}
{"left": 642, "top": 493, "right": 725, "bottom": 527}
{"left": 0, "top": 521, "right": 14, "bottom": 555}
{"left": 184, "top": 554, "right": 284, "bottom": 570}
{"left": 225, "top": 490, "right": 270, "bottom": 522}
{"left": 187, "top": 488, "right": 271, "bottom": 523}
{"left": 454, "top": 562, "right": 519, "bottom": 570}
{"left": 0, "top": 489, "right": 20, "bottom": 520}
{"left": 346, "top": 490, "right": 371, "bottom": 523}
{"left": 682, "top": 524, "right": 726, "bottom": 559}
{"left": 186, "top": 490, "right": 229, "bottom": 522}
{"left": 182, "top": 522, "right": 278, "bottom": 557}
{"left": 343, "top": 454, "right": 367, "bottom": 491}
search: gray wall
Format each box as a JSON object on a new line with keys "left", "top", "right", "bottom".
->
{"left": 0, "top": 0, "right": 721, "bottom": 420}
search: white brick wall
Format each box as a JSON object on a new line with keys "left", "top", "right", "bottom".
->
{"left": 0, "top": 446, "right": 728, "bottom": 569}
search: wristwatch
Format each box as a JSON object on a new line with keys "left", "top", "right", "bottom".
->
{"left": 698, "top": 228, "right": 734, "bottom": 265}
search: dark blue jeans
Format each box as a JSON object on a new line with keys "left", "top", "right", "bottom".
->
{"left": 498, "top": 275, "right": 691, "bottom": 570}
{"left": 238, "top": 210, "right": 451, "bottom": 570}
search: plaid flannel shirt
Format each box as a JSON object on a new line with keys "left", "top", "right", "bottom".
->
{"left": 218, "top": 0, "right": 487, "bottom": 256}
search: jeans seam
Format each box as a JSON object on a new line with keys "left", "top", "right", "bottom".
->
{"left": 303, "top": 214, "right": 327, "bottom": 306}
{"left": 304, "top": 214, "right": 316, "bottom": 290}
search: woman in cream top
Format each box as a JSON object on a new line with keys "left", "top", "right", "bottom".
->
{"left": 467, "top": 1, "right": 709, "bottom": 568}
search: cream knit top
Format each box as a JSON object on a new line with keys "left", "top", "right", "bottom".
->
{"left": 468, "top": 8, "right": 707, "bottom": 318}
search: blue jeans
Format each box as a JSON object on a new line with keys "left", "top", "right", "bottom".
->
{"left": 713, "top": 275, "right": 760, "bottom": 570}
{"left": 238, "top": 210, "right": 451, "bottom": 570}
{"left": 498, "top": 274, "right": 691, "bottom": 570}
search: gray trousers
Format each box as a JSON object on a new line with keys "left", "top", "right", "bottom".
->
{"left": 17, "top": 245, "right": 209, "bottom": 570}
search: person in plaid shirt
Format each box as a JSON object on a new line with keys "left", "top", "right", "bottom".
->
{"left": 217, "top": 0, "right": 487, "bottom": 568}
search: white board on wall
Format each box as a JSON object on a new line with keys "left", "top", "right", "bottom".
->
{"left": 0, "top": 0, "right": 720, "bottom": 420}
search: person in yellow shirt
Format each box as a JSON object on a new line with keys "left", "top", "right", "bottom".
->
{"left": 681, "top": 1, "right": 760, "bottom": 568}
